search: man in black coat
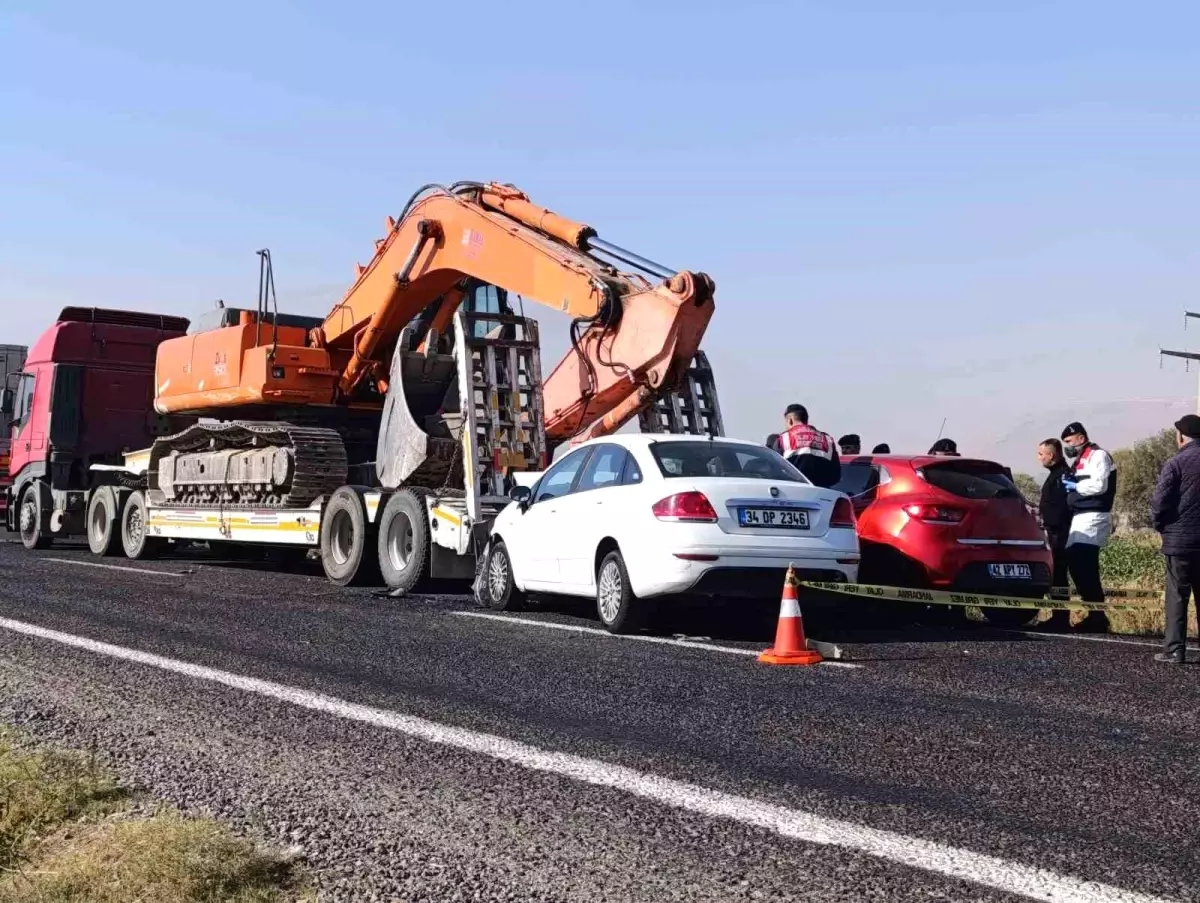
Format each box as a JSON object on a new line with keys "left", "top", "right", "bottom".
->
{"left": 1037, "top": 438, "right": 1072, "bottom": 628}
{"left": 1150, "top": 414, "right": 1200, "bottom": 664}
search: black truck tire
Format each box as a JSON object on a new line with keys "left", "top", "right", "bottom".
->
{"left": 18, "top": 483, "right": 50, "bottom": 550}
{"left": 377, "top": 490, "right": 431, "bottom": 595}
{"left": 320, "top": 487, "right": 379, "bottom": 587}
{"left": 120, "top": 491, "right": 162, "bottom": 560}
{"left": 86, "top": 486, "right": 122, "bottom": 557}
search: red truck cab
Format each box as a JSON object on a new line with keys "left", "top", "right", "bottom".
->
{"left": 3, "top": 307, "right": 191, "bottom": 547}
{"left": 0, "top": 344, "right": 29, "bottom": 517}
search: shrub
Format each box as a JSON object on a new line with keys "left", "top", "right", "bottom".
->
{"left": 1100, "top": 532, "right": 1164, "bottom": 589}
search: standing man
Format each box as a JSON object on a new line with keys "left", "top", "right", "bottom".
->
{"left": 778, "top": 404, "right": 841, "bottom": 488}
{"left": 1149, "top": 414, "right": 1200, "bottom": 664}
{"left": 1037, "top": 438, "right": 1072, "bottom": 628}
{"left": 1060, "top": 422, "right": 1117, "bottom": 632}
{"left": 838, "top": 434, "right": 861, "bottom": 457}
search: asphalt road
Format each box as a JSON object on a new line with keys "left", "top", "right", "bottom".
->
{"left": 0, "top": 537, "right": 1197, "bottom": 902}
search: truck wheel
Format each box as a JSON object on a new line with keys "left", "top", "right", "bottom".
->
{"left": 320, "top": 487, "right": 378, "bottom": 587}
{"left": 18, "top": 484, "right": 50, "bottom": 550}
{"left": 596, "top": 549, "right": 645, "bottom": 634}
{"left": 377, "top": 490, "right": 431, "bottom": 594}
{"left": 481, "top": 539, "right": 524, "bottom": 611}
{"left": 120, "top": 491, "right": 162, "bottom": 560}
{"left": 86, "top": 487, "right": 122, "bottom": 557}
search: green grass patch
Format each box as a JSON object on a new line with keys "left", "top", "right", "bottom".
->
{"left": 0, "top": 728, "right": 312, "bottom": 903}
{"left": 1101, "top": 531, "right": 1166, "bottom": 590}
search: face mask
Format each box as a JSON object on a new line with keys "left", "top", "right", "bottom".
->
{"left": 1063, "top": 443, "right": 1083, "bottom": 459}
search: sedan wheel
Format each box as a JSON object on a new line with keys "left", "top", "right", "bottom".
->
{"left": 595, "top": 549, "right": 645, "bottom": 634}
{"left": 483, "top": 540, "right": 523, "bottom": 611}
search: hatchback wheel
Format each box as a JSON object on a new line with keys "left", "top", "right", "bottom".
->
{"left": 982, "top": 606, "right": 1036, "bottom": 629}
{"left": 596, "top": 550, "right": 645, "bottom": 634}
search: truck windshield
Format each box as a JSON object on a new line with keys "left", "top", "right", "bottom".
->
{"left": 649, "top": 441, "right": 807, "bottom": 482}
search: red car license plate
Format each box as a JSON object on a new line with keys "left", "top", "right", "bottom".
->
{"left": 988, "top": 563, "right": 1031, "bottom": 579}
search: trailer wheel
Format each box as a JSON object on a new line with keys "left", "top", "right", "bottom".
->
{"left": 18, "top": 483, "right": 50, "bottom": 550}
{"left": 320, "top": 487, "right": 378, "bottom": 587}
{"left": 377, "top": 490, "right": 431, "bottom": 594}
{"left": 120, "top": 491, "right": 162, "bottom": 560}
{"left": 86, "top": 487, "right": 123, "bottom": 557}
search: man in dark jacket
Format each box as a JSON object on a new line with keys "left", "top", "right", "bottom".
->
{"left": 1037, "top": 438, "right": 1072, "bottom": 627}
{"left": 1149, "top": 414, "right": 1200, "bottom": 664}
{"left": 778, "top": 404, "right": 841, "bottom": 488}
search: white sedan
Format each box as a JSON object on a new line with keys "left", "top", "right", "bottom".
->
{"left": 478, "top": 434, "right": 861, "bottom": 633}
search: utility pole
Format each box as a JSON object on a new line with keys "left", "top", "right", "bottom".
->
{"left": 1160, "top": 311, "right": 1200, "bottom": 415}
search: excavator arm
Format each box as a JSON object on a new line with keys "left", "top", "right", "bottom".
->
{"left": 153, "top": 182, "right": 715, "bottom": 443}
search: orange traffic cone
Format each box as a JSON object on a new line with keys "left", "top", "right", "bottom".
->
{"left": 759, "top": 565, "right": 823, "bottom": 666}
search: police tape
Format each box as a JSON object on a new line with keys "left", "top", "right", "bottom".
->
{"left": 1048, "top": 586, "right": 1163, "bottom": 600}
{"left": 799, "top": 581, "right": 1153, "bottom": 613}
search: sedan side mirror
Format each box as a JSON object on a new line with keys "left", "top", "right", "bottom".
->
{"left": 508, "top": 484, "right": 532, "bottom": 510}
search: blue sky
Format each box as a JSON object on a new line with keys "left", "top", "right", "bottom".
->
{"left": 2, "top": 1, "right": 1198, "bottom": 473}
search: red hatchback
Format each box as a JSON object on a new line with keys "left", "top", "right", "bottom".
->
{"left": 831, "top": 454, "right": 1052, "bottom": 626}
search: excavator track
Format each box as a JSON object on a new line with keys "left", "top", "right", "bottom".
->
{"left": 147, "top": 420, "right": 348, "bottom": 510}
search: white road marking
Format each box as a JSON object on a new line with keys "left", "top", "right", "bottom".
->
{"left": 0, "top": 616, "right": 1171, "bottom": 903}
{"left": 39, "top": 558, "right": 185, "bottom": 578}
{"left": 1011, "top": 629, "right": 1200, "bottom": 652}
{"left": 453, "top": 611, "right": 862, "bottom": 669}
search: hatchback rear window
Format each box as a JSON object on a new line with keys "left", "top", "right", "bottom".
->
{"left": 832, "top": 462, "right": 882, "bottom": 499}
{"left": 918, "top": 461, "right": 1022, "bottom": 500}
{"left": 649, "top": 441, "right": 807, "bottom": 482}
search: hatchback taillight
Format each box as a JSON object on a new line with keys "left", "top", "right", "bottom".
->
{"left": 652, "top": 491, "right": 719, "bottom": 523}
{"left": 830, "top": 497, "right": 856, "bottom": 528}
{"left": 904, "top": 503, "right": 966, "bottom": 525}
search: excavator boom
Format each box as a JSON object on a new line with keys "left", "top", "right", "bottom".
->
{"left": 153, "top": 182, "right": 715, "bottom": 444}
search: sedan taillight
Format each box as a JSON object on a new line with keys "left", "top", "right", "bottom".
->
{"left": 652, "top": 491, "right": 718, "bottom": 523}
{"left": 830, "top": 497, "right": 856, "bottom": 528}
{"left": 904, "top": 503, "right": 966, "bottom": 525}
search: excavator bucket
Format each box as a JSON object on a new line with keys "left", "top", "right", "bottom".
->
{"left": 375, "top": 308, "right": 547, "bottom": 504}
{"left": 375, "top": 324, "right": 464, "bottom": 491}
{"left": 638, "top": 351, "right": 725, "bottom": 437}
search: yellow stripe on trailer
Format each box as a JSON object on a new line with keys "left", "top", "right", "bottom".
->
{"left": 147, "top": 517, "right": 313, "bottom": 532}
{"left": 800, "top": 581, "right": 1154, "bottom": 613}
{"left": 432, "top": 507, "right": 461, "bottom": 526}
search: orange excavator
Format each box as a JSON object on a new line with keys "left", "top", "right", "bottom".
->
{"left": 117, "top": 181, "right": 717, "bottom": 588}
{"left": 154, "top": 181, "right": 715, "bottom": 446}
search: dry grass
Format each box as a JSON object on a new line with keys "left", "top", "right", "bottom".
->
{"left": 1103, "top": 599, "right": 1198, "bottom": 637}
{"left": 0, "top": 729, "right": 312, "bottom": 903}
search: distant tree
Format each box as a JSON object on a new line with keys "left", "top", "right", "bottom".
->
{"left": 1012, "top": 472, "right": 1040, "bottom": 503}
{"left": 1114, "top": 428, "right": 1178, "bottom": 528}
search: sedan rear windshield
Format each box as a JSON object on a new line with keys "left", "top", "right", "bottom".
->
{"left": 918, "top": 461, "right": 1022, "bottom": 500}
{"left": 649, "top": 441, "right": 807, "bottom": 482}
